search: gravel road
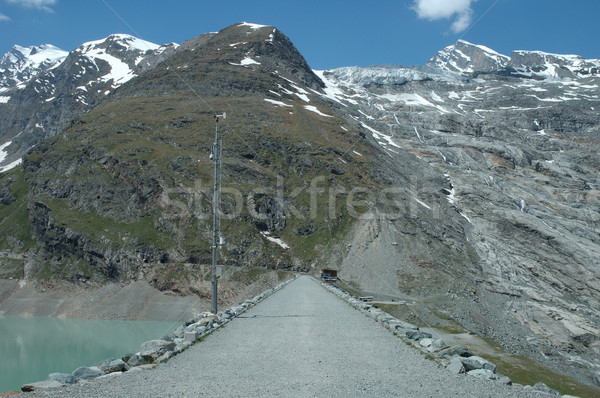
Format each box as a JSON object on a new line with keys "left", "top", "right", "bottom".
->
{"left": 26, "top": 276, "right": 556, "bottom": 397}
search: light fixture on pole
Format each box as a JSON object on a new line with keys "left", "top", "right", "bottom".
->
{"left": 211, "top": 112, "right": 226, "bottom": 314}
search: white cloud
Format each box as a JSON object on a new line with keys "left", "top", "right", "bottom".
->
{"left": 412, "top": 0, "right": 477, "bottom": 33}
{"left": 6, "top": 0, "right": 57, "bottom": 12}
{"left": 0, "top": 13, "right": 11, "bottom": 21}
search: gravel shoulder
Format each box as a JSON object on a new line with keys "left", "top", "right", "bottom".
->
{"left": 24, "top": 276, "right": 557, "bottom": 397}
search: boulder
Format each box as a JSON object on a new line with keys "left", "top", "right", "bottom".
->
{"left": 460, "top": 356, "right": 497, "bottom": 373}
{"left": 96, "top": 372, "right": 123, "bottom": 380}
{"left": 175, "top": 341, "right": 192, "bottom": 353}
{"left": 222, "top": 311, "right": 233, "bottom": 320}
{"left": 184, "top": 331, "right": 197, "bottom": 343}
{"left": 467, "top": 369, "right": 499, "bottom": 380}
{"left": 389, "top": 320, "right": 419, "bottom": 331}
{"left": 121, "top": 353, "right": 134, "bottom": 363}
{"left": 103, "top": 359, "right": 129, "bottom": 373}
{"left": 127, "top": 354, "right": 144, "bottom": 367}
{"left": 48, "top": 372, "right": 77, "bottom": 384}
{"left": 446, "top": 357, "right": 465, "bottom": 374}
{"left": 406, "top": 330, "right": 432, "bottom": 341}
{"left": 173, "top": 325, "right": 185, "bottom": 338}
{"left": 140, "top": 339, "right": 176, "bottom": 362}
{"left": 498, "top": 376, "right": 512, "bottom": 385}
{"left": 95, "top": 357, "right": 118, "bottom": 372}
{"left": 196, "top": 326, "right": 207, "bottom": 335}
{"left": 419, "top": 338, "right": 434, "bottom": 347}
{"left": 429, "top": 339, "right": 449, "bottom": 352}
{"left": 72, "top": 366, "right": 104, "bottom": 381}
{"left": 21, "top": 380, "right": 64, "bottom": 392}
{"left": 440, "top": 346, "right": 473, "bottom": 358}
{"left": 533, "top": 382, "right": 560, "bottom": 396}
{"left": 156, "top": 350, "right": 174, "bottom": 364}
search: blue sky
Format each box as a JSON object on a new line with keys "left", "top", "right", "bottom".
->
{"left": 0, "top": 0, "right": 599, "bottom": 70}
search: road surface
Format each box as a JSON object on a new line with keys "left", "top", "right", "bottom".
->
{"left": 26, "top": 276, "right": 554, "bottom": 397}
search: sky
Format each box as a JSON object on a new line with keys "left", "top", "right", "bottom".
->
{"left": 0, "top": 0, "right": 599, "bottom": 70}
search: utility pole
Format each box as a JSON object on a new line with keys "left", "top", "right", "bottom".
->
{"left": 211, "top": 112, "right": 226, "bottom": 314}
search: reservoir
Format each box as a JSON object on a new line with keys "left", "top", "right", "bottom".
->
{"left": 0, "top": 315, "right": 178, "bottom": 393}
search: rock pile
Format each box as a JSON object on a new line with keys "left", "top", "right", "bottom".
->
{"left": 20, "top": 277, "right": 295, "bottom": 392}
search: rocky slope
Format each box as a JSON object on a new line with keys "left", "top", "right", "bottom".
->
{"left": 318, "top": 40, "right": 600, "bottom": 387}
{"left": 0, "top": 27, "right": 599, "bottom": 390}
{"left": 0, "top": 22, "right": 379, "bottom": 302}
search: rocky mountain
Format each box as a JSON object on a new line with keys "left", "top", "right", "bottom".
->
{"left": 0, "top": 44, "right": 67, "bottom": 89}
{"left": 429, "top": 39, "right": 600, "bottom": 80}
{"left": 0, "top": 34, "right": 177, "bottom": 170}
{"left": 426, "top": 39, "right": 510, "bottom": 73}
{"left": 1, "top": 27, "right": 599, "bottom": 393}
{"left": 319, "top": 43, "right": 600, "bottom": 389}
{"left": 0, "top": 22, "right": 377, "bottom": 299}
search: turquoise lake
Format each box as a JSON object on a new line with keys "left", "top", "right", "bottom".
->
{"left": 0, "top": 315, "right": 178, "bottom": 393}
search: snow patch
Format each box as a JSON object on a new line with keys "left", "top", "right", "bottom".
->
{"left": 289, "top": 83, "right": 310, "bottom": 102}
{"left": 230, "top": 57, "right": 261, "bottom": 67}
{"left": 312, "top": 70, "right": 358, "bottom": 106}
{"left": 239, "top": 22, "right": 268, "bottom": 30}
{"left": 381, "top": 93, "right": 449, "bottom": 113}
{"left": 0, "top": 158, "right": 22, "bottom": 173}
{"left": 260, "top": 232, "right": 290, "bottom": 249}
{"left": 304, "top": 105, "right": 332, "bottom": 117}
{"left": 0, "top": 96, "right": 9, "bottom": 103}
{"left": 265, "top": 98, "right": 293, "bottom": 108}
{"left": 446, "top": 187, "right": 456, "bottom": 204}
{"left": 414, "top": 198, "right": 431, "bottom": 210}
{"left": 460, "top": 212, "right": 472, "bottom": 223}
{"left": 0, "top": 142, "right": 11, "bottom": 164}
{"left": 361, "top": 122, "right": 400, "bottom": 148}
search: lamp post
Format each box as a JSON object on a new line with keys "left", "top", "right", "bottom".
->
{"left": 211, "top": 112, "right": 226, "bottom": 314}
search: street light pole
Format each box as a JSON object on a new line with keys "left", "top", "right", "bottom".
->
{"left": 211, "top": 112, "right": 225, "bottom": 314}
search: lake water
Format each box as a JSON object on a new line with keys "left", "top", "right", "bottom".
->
{"left": 0, "top": 315, "right": 178, "bottom": 393}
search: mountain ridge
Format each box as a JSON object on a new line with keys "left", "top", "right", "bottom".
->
{"left": 1, "top": 23, "right": 600, "bottom": 393}
{"left": 428, "top": 39, "right": 600, "bottom": 79}
{"left": 1, "top": 34, "right": 597, "bottom": 170}
{"left": 0, "top": 33, "right": 179, "bottom": 170}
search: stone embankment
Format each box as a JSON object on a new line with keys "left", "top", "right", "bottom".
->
{"left": 320, "top": 281, "right": 569, "bottom": 397}
{"left": 20, "top": 277, "right": 296, "bottom": 393}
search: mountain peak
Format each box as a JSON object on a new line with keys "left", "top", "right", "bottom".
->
{"left": 0, "top": 43, "right": 67, "bottom": 89}
{"left": 77, "top": 34, "right": 160, "bottom": 54}
{"left": 427, "top": 40, "right": 600, "bottom": 79}
{"left": 508, "top": 49, "right": 600, "bottom": 79}
{"left": 176, "top": 22, "right": 323, "bottom": 90}
{"left": 237, "top": 21, "right": 273, "bottom": 30}
{"left": 426, "top": 40, "right": 509, "bottom": 74}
